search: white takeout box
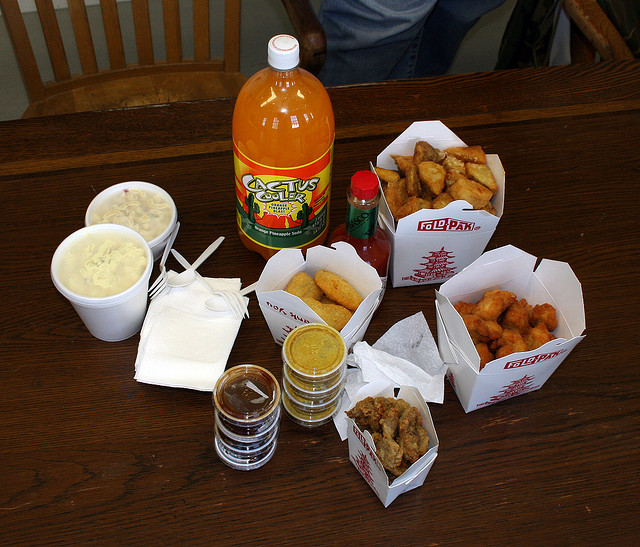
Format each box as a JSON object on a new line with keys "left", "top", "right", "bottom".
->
{"left": 256, "top": 242, "right": 383, "bottom": 349}
{"left": 435, "top": 245, "right": 586, "bottom": 412}
{"left": 345, "top": 384, "right": 439, "bottom": 507}
{"left": 376, "top": 121, "right": 505, "bottom": 287}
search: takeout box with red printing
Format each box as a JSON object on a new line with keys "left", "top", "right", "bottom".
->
{"left": 345, "top": 384, "right": 439, "bottom": 507}
{"left": 376, "top": 121, "right": 505, "bottom": 287}
{"left": 256, "top": 242, "right": 383, "bottom": 349}
{"left": 435, "top": 245, "right": 586, "bottom": 413}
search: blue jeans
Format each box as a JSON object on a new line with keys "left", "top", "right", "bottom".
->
{"left": 318, "top": 0, "right": 508, "bottom": 85}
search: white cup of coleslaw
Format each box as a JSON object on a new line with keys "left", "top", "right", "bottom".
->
{"left": 85, "top": 181, "right": 177, "bottom": 260}
{"left": 51, "top": 224, "right": 153, "bottom": 342}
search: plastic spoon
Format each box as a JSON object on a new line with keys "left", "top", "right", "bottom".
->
{"left": 167, "top": 236, "right": 224, "bottom": 287}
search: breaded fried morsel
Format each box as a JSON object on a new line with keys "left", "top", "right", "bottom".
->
{"left": 314, "top": 269, "right": 363, "bottom": 311}
{"left": 285, "top": 271, "right": 324, "bottom": 301}
{"left": 302, "top": 297, "right": 352, "bottom": 331}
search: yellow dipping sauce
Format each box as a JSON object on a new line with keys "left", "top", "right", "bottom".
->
{"left": 283, "top": 324, "right": 346, "bottom": 377}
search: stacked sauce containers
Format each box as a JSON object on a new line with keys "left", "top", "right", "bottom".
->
{"left": 232, "top": 34, "right": 335, "bottom": 260}
{"left": 281, "top": 324, "right": 347, "bottom": 427}
{"left": 213, "top": 365, "right": 281, "bottom": 470}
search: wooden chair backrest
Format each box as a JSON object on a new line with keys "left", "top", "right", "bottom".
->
{"left": 0, "top": 0, "right": 245, "bottom": 115}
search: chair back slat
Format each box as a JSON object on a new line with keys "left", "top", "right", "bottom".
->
{"left": 99, "top": 0, "right": 126, "bottom": 69}
{"left": 193, "top": 0, "right": 210, "bottom": 61}
{"left": 0, "top": 0, "right": 46, "bottom": 100}
{"left": 131, "top": 0, "right": 154, "bottom": 65}
{"left": 224, "top": 0, "right": 241, "bottom": 72}
{"left": 163, "top": 0, "right": 182, "bottom": 63}
{"left": 68, "top": 0, "right": 98, "bottom": 74}
{"left": 35, "top": 0, "right": 71, "bottom": 81}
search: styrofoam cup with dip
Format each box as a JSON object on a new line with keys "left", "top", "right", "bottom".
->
{"left": 51, "top": 223, "right": 153, "bottom": 342}
{"left": 85, "top": 181, "right": 177, "bottom": 260}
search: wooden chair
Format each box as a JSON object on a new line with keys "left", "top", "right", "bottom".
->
{"left": 0, "top": 0, "right": 326, "bottom": 118}
{"left": 564, "top": 0, "right": 634, "bottom": 62}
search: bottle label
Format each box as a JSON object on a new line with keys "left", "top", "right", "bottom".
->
{"left": 234, "top": 142, "right": 333, "bottom": 250}
{"left": 346, "top": 205, "right": 379, "bottom": 239}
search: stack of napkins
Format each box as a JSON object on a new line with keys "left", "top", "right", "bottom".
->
{"left": 135, "top": 273, "right": 243, "bottom": 391}
{"left": 334, "top": 312, "right": 447, "bottom": 440}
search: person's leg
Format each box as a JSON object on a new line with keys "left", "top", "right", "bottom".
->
{"left": 411, "top": 0, "right": 509, "bottom": 77}
{"left": 317, "top": 0, "right": 437, "bottom": 85}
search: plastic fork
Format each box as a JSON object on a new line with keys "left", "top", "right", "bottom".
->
{"left": 148, "top": 221, "right": 180, "bottom": 299}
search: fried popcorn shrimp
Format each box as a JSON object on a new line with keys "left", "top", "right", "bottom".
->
{"left": 531, "top": 303, "right": 558, "bottom": 331}
{"left": 285, "top": 271, "right": 324, "bottom": 301}
{"left": 395, "top": 195, "right": 431, "bottom": 219}
{"left": 302, "top": 297, "right": 352, "bottom": 331}
{"left": 501, "top": 299, "right": 532, "bottom": 333}
{"left": 473, "top": 289, "right": 517, "bottom": 321}
{"left": 475, "top": 342, "right": 494, "bottom": 369}
{"left": 418, "top": 160, "right": 446, "bottom": 197}
{"left": 524, "top": 323, "right": 555, "bottom": 350}
{"left": 314, "top": 269, "right": 363, "bottom": 311}
{"left": 445, "top": 145, "right": 486, "bottom": 164}
{"left": 448, "top": 176, "right": 494, "bottom": 210}
{"left": 463, "top": 314, "right": 502, "bottom": 343}
{"left": 466, "top": 162, "right": 498, "bottom": 195}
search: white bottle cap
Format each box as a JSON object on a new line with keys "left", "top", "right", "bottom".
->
{"left": 268, "top": 34, "right": 300, "bottom": 71}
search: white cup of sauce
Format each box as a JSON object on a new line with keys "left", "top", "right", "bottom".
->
{"left": 85, "top": 181, "right": 177, "bottom": 261}
{"left": 51, "top": 224, "right": 153, "bottom": 341}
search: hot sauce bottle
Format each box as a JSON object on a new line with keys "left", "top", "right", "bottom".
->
{"left": 232, "top": 34, "right": 335, "bottom": 260}
{"left": 328, "top": 170, "right": 391, "bottom": 286}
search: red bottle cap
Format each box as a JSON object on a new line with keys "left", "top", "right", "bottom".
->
{"left": 350, "top": 170, "right": 379, "bottom": 200}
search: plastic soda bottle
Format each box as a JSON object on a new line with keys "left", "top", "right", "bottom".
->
{"left": 232, "top": 34, "right": 335, "bottom": 260}
{"left": 328, "top": 170, "right": 391, "bottom": 287}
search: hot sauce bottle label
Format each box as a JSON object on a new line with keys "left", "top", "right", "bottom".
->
{"left": 346, "top": 207, "right": 378, "bottom": 239}
{"left": 234, "top": 142, "right": 333, "bottom": 250}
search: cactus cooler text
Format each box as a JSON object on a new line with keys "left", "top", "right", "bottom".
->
{"left": 234, "top": 142, "right": 333, "bottom": 250}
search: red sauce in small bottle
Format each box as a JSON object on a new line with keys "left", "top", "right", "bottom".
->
{"left": 328, "top": 171, "right": 391, "bottom": 283}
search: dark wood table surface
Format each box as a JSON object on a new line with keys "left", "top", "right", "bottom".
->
{"left": 1, "top": 60, "right": 639, "bottom": 545}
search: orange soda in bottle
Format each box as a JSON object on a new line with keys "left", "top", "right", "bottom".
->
{"left": 232, "top": 34, "right": 335, "bottom": 260}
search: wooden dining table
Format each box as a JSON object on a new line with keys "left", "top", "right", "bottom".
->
{"left": 1, "top": 59, "right": 639, "bottom": 545}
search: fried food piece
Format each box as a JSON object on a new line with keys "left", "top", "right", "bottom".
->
{"left": 442, "top": 154, "right": 466, "bottom": 174}
{"left": 466, "top": 162, "right": 498, "bottom": 195}
{"left": 373, "top": 432, "right": 404, "bottom": 475}
{"left": 285, "top": 271, "right": 324, "bottom": 301}
{"left": 475, "top": 342, "right": 494, "bottom": 369}
{"left": 302, "top": 297, "right": 352, "bottom": 331}
{"left": 391, "top": 155, "right": 421, "bottom": 196}
{"left": 432, "top": 192, "right": 455, "bottom": 209}
{"left": 444, "top": 169, "right": 467, "bottom": 189}
{"left": 445, "top": 145, "right": 486, "bottom": 164}
{"left": 473, "top": 289, "right": 517, "bottom": 321}
{"left": 382, "top": 176, "right": 409, "bottom": 220}
{"left": 374, "top": 166, "right": 401, "bottom": 185}
{"left": 501, "top": 299, "right": 532, "bottom": 333}
{"left": 454, "top": 300, "right": 476, "bottom": 316}
{"left": 395, "top": 195, "right": 431, "bottom": 219}
{"left": 448, "top": 176, "right": 493, "bottom": 209}
{"left": 418, "top": 160, "right": 446, "bottom": 197}
{"left": 314, "top": 269, "right": 362, "bottom": 311}
{"left": 346, "top": 396, "right": 394, "bottom": 433}
{"left": 531, "top": 303, "right": 558, "bottom": 331}
{"left": 463, "top": 314, "right": 502, "bottom": 343}
{"left": 524, "top": 323, "right": 555, "bottom": 350}
{"left": 493, "top": 328, "right": 530, "bottom": 358}
{"left": 398, "top": 406, "right": 430, "bottom": 463}
{"left": 413, "top": 140, "right": 446, "bottom": 164}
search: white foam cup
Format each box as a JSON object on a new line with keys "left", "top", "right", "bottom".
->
{"left": 51, "top": 224, "right": 153, "bottom": 341}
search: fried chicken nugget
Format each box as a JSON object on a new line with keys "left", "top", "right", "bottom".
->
{"left": 466, "top": 162, "right": 498, "bottom": 195}
{"left": 418, "top": 160, "right": 446, "bottom": 197}
{"left": 531, "top": 303, "right": 558, "bottom": 331}
{"left": 285, "top": 271, "right": 324, "bottom": 301}
{"left": 448, "top": 176, "right": 493, "bottom": 210}
{"left": 302, "top": 297, "right": 352, "bottom": 331}
{"left": 314, "top": 269, "right": 363, "bottom": 311}
{"left": 493, "top": 328, "right": 529, "bottom": 359}
{"left": 454, "top": 300, "right": 476, "bottom": 316}
{"left": 475, "top": 342, "right": 494, "bottom": 369}
{"left": 524, "top": 323, "right": 555, "bottom": 350}
{"left": 445, "top": 145, "right": 486, "bottom": 164}
{"left": 463, "top": 314, "right": 502, "bottom": 343}
{"left": 501, "top": 299, "right": 532, "bottom": 333}
{"left": 473, "top": 289, "right": 517, "bottom": 321}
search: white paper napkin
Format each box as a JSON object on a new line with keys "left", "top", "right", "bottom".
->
{"left": 333, "top": 312, "right": 446, "bottom": 440}
{"left": 134, "top": 273, "right": 243, "bottom": 391}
